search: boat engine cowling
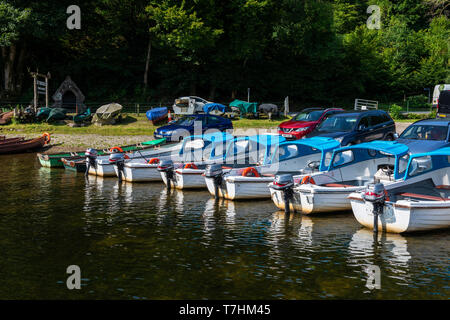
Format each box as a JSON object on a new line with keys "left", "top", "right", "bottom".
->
{"left": 205, "top": 164, "right": 224, "bottom": 199}
{"left": 270, "top": 174, "right": 295, "bottom": 214}
{"left": 363, "top": 183, "right": 386, "bottom": 234}
{"left": 85, "top": 148, "right": 98, "bottom": 176}
{"left": 109, "top": 153, "right": 125, "bottom": 182}
{"left": 158, "top": 160, "right": 174, "bottom": 189}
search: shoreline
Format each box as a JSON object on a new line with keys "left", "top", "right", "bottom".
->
{"left": 1, "top": 122, "right": 412, "bottom": 154}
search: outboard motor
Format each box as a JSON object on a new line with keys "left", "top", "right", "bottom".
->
{"left": 109, "top": 153, "right": 125, "bottom": 182}
{"left": 270, "top": 174, "right": 295, "bottom": 214}
{"left": 205, "top": 164, "right": 224, "bottom": 200}
{"left": 363, "top": 183, "right": 386, "bottom": 234}
{"left": 85, "top": 148, "right": 98, "bottom": 177}
{"left": 158, "top": 160, "right": 174, "bottom": 190}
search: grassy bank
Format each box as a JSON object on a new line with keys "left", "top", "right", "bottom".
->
{"left": 0, "top": 114, "right": 286, "bottom": 136}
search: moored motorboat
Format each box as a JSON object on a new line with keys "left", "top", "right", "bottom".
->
{"left": 39, "top": 138, "right": 166, "bottom": 168}
{"left": 269, "top": 141, "right": 410, "bottom": 214}
{"left": 349, "top": 147, "right": 450, "bottom": 233}
{"left": 116, "top": 132, "right": 234, "bottom": 183}
{"left": 89, "top": 138, "right": 179, "bottom": 177}
{"left": 212, "top": 137, "right": 340, "bottom": 200}
{"left": 174, "top": 134, "right": 286, "bottom": 190}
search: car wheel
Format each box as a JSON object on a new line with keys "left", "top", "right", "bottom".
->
{"left": 385, "top": 134, "right": 394, "bottom": 141}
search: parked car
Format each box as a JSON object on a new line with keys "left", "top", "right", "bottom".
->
{"left": 154, "top": 114, "right": 233, "bottom": 142}
{"left": 432, "top": 84, "right": 450, "bottom": 109}
{"left": 278, "top": 108, "right": 344, "bottom": 140}
{"left": 172, "top": 96, "right": 211, "bottom": 115}
{"left": 306, "top": 110, "right": 396, "bottom": 146}
{"left": 396, "top": 118, "right": 450, "bottom": 153}
{"left": 437, "top": 90, "right": 450, "bottom": 118}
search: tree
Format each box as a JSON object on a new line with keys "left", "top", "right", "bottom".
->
{"left": 0, "top": 1, "right": 30, "bottom": 96}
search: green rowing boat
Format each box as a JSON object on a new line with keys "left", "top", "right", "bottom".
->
{"left": 37, "top": 138, "right": 166, "bottom": 168}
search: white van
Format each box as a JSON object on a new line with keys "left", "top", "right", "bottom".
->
{"left": 433, "top": 84, "right": 450, "bottom": 108}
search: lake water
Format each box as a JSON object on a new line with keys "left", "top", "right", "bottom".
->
{"left": 0, "top": 153, "right": 448, "bottom": 299}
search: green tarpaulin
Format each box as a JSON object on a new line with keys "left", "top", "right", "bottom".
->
{"left": 229, "top": 99, "right": 258, "bottom": 114}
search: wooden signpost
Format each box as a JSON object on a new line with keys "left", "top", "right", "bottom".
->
{"left": 31, "top": 71, "right": 51, "bottom": 112}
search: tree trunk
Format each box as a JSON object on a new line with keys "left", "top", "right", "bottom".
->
{"left": 143, "top": 37, "right": 151, "bottom": 92}
{"left": 2, "top": 44, "right": 19, "bottom": 97}
{"left": 14, "top": 44, "right": 27, "bottom": 94}
{"left": 4, "top": 45, "right": 16, "bottom": 92}
{"left": 209, "top": 86, "right": 216, "bottom": 101}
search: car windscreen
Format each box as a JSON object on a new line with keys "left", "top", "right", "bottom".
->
{"left": 316, "top": 115, "right": 358, "bottom": 133}
{"left": 174, "top": 116, "right": 196, "bottom": 126}
{"left": 293, "top": 110, "right": 323, "bottom": 121}
{"left": 399, "top": 124, "right": 448, "bottom": 141}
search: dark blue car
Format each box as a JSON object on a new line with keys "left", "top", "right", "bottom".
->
{"left": 396, "top": 118, "right": 450, "bottom": 153}
{"left": 306, "top": 110, "right": 396, "bottom": 146}
{"left": 154, "top": 114, "right": 233, "bottom": 142}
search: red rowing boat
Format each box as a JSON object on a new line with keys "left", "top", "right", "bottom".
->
{"left": 0, "top": 133, "right": 51, "bottom": 155}
{"left": 0, "top": 137, "right": 25, "bottom": 145}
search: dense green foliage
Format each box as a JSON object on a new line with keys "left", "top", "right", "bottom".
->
{"left": 0, "top": 0, "right": 448, "bottom": 108}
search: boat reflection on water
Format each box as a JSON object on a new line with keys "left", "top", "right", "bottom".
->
{"left": 348, "top": 228, "right": 450, "bottom": 288}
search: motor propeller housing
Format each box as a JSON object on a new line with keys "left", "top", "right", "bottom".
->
{"left": 270, "top": 174, "right": 295, "bottom": 214}
{"left": 157, "top": 160, "right": 174, "bottom": 172}
{"left": 205, "top": 164, "right": 223, "bottom": 178}
{"left": 363, "top": 183, "right": 386, "bottom": 203}
{"left": 270, "top": 174, "right": 294, "bottom": 190}
{"left": 85, "top": 148, "right": 98, "bottom": 176}
{"left": 363, "top": 183, "right": 387, "bottom": 234}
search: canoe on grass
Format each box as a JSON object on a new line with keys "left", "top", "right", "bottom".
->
{"left": 0, "top": 133, "right": 51, "bottom": 155}
{"left": 38, "top": 138, "right": 166, "bottom": 168}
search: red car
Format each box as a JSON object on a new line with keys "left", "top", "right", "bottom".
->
{"left": 278, "top": 108, "right": 345, "bottom": 140}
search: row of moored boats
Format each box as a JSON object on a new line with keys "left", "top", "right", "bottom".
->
{"left": 38, "top": 132, "right": 450, "bottom": 234}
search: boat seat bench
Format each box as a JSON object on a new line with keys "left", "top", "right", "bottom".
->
{"left": 396, "top": 192, "right": 449, "bottom": 202}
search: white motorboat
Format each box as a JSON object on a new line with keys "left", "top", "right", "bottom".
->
{"left": 88, "top": 140, "right": 183, "bottom": 177}
{"left": 269, "top": 141, "right": 410, "bottom": 214}
{"left": 349, "top": 147, "right": 450, "bottom": 233}
{"left": 164, "top": 134, "right": 286, "bottom": 189}
{"left": 208, "top": 137, "right": 340, "bottom": 200}
{"left": 113, "top": 132, "right": 234, "bottom": 182}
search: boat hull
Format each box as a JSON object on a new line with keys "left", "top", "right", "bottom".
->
{"left": 350, "top": 195, "right": 450, "bottom": 233}
{"left": 269, "top": 188, "right": 302, "bottom": 212}
{"left": 116, "top": 164, "right": 161, "bottom": 182}
{"left": 298, "top": 186, "right": 363, "bottom": 214}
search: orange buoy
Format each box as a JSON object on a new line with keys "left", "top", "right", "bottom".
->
{"left": 241, "top": 167, "right": 260, "bottom": 177}
{"left": 184, "top": 163, "right": 198, "bottom": 169}
{"left": 43, "top": 132, "right": 51, "bottom": 144}
{"left": 148, "top": 158, "right": 160, "bottom": 164}
{"left": 109, "top": 146, "right": 124, "bottom": 153}
{"left": 301, "top": 176, "right": 316, "bottom": 184}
